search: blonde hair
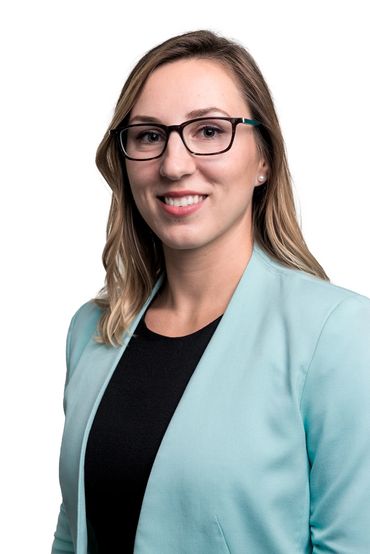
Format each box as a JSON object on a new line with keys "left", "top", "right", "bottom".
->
{"left": 93, "top": 29, "right": 329, "bottom": 346}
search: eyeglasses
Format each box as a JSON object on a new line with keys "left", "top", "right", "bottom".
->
{"left": 109, "top": 116, "right": 262, "bottom": 161}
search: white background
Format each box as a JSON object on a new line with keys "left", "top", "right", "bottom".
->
{"left": 1, "top": 1, "right": 369, "bottom": 551}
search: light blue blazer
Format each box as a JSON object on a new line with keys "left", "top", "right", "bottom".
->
{"left": 52, "top": 241, "right": 370, "bottom": 553}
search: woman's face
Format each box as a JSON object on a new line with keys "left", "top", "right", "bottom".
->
{"left": 125, "top": 58, "right": 267, "bottom": 253}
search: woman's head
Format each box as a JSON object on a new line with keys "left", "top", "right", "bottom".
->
{"left": 125, "top": 57, "right": 268, "bottom": 253}
{"left": 94, "top": 29, "right": 328, "bottom": 346}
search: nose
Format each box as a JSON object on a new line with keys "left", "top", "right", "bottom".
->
{"left": 159, "top": 130, "right": 197, "bottom": 180}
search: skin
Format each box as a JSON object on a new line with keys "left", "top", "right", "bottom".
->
{"left": 125, "top": 58, "right": 268, "bottom": 336}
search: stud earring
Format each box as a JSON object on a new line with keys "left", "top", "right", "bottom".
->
{"left": 257, "top": 175, "right": 266, "bottom": 184}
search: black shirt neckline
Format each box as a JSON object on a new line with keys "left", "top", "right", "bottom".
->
{"left": 137, "top": 312, "right": 223, "bottom": 341}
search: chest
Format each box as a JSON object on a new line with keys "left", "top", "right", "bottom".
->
{"left": 62, "top": 305, "right": 314, "bottom": 553}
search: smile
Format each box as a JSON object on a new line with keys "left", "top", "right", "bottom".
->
{"left": 157, "top": 194, "right": 208, "bottom": 217}
{"left": 162, "top": 195, "right": 207, "bottom": 207}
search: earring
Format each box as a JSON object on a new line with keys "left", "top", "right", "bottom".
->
{"left": 257, "top": 175, "right": 266, "bottom": 184}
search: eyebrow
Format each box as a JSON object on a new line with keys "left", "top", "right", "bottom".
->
{"left": 129, "top": 107, "right": 231, "bottom": 124}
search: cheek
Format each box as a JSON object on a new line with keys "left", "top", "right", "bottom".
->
{"left": 209, "top": 159, "right": 256, "bottom": 197}
{"left": 126, "top": 167, "right": 153, "bottom": 205}
{"left": 209, "top": 142, "right": 258, "bottom": 182}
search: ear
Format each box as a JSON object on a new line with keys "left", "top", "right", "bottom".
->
{"left": 254, "top": 158, "right": 269, "bottom": 187}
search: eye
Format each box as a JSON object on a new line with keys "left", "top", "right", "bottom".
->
{"left": 198, "top": 125, "right": 224, "bottom": 139}
{"left": 136, "top": 130, "right": 165, "bottom": 143}
{"left": 187, "top": 120, "right": 228, "bottom": 141}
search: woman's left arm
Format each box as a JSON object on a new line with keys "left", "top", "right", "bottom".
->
{"left": 300, "top": 294, "right": 370, "bottom": 553}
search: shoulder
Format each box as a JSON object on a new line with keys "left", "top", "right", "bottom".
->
{"left": 255, "top": 245, "right": 370, "bottom": 320}
{"left": 66, "top": 299, "right": 104, "bottom": 376}
{"left": 69, "top": 298, "right": 103, "bottom": 336}
{"left": 299, "top": 272, "right": 370, "bottom": 427}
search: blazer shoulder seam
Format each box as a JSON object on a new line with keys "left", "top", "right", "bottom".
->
{"left": 298, "top": 294, "right": 370, "bottom": 411}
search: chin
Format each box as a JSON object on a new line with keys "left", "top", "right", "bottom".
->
{"left": 160, "top": 235, "right": 206, "bottom": 252}
{"left": 163, "top": 241, "right": 202, "bottom": 252}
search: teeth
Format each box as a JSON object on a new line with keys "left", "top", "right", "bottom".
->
{"left": 163, "top": 195, "right": 206, "bottom": 207}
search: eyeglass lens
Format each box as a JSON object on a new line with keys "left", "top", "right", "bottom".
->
{"left": 120, "top": 118, "right": 234, "bottom": 159}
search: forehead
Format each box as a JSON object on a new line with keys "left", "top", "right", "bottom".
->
{"left": 130, "top": 58, "right": 249, "bottom": 121}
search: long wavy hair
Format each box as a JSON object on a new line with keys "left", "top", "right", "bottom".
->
{"left": 93, "top": 29, "right": 329, "bottom": 347}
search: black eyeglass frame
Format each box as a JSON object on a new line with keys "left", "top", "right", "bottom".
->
{"left": 109, "top": 116, "right": 262, "bottom": 161}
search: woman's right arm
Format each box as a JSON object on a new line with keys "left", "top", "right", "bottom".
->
{"left": 51, "top": 502, "right": 75, "bottom": 553}
{"left": 51, "top": 310, "right": 79, "bottom": 553}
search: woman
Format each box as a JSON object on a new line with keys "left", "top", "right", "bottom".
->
{"left": 52, "top": 30, "right": 370, "bottom": 553}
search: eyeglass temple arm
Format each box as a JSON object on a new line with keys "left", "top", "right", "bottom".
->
{"left": 241, "top": 118, "right": 262, "bottom": 126}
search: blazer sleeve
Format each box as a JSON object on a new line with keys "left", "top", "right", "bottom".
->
{"left": 51, "top": 502, "right": 75, "bottom": 553}
{"left": 51, "top": 309, "right": 79, "bottom": 554}
{"left": 300, "top": 294, "right": 370, "bottom": 553}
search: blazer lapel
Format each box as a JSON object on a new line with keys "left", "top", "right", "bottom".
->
{"left": 60, "top": 276, "right": 164, "bottom": 552}
{"left": 132, "top": 241, "right": 274, "bottom": 553}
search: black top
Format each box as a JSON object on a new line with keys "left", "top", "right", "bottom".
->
{"left": 84, "top": 308, "right": 222, "bottom": 554}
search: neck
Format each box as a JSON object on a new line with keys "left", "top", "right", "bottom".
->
{"left": 158, "top": 226, "right": 254, "bottom": 320}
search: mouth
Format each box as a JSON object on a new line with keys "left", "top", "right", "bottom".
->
{"left": 156, "top": 193, "right": 208, "bottom": 217}
{"left": 157, "top": 194, "right": 208, "bottom": 207}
